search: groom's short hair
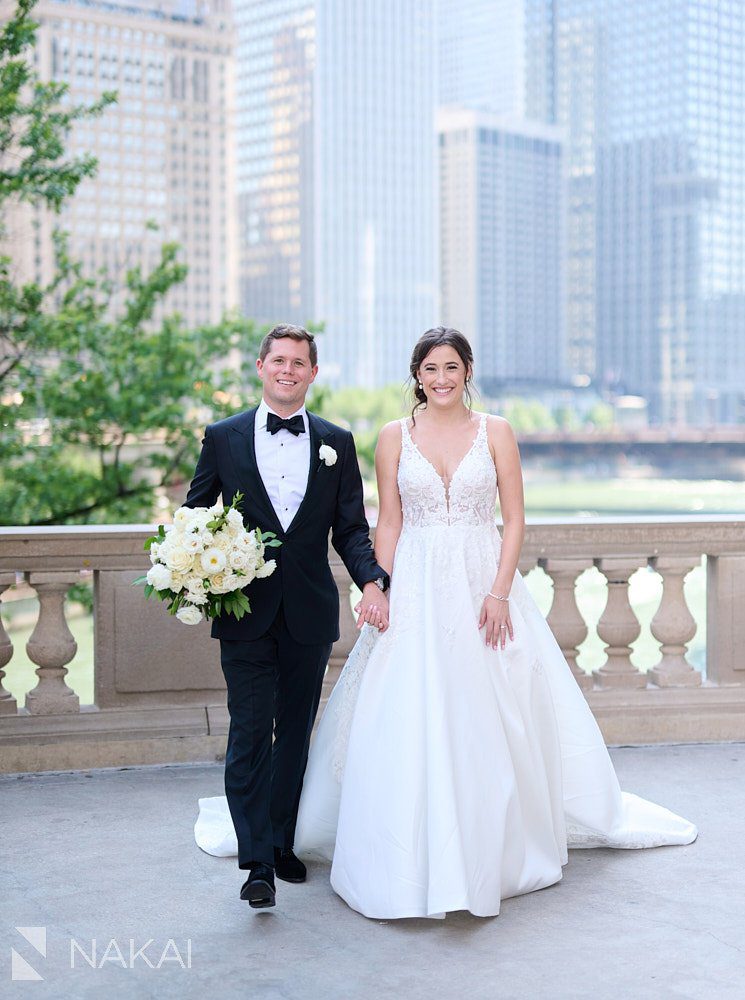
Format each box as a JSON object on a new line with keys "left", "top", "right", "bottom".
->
{"left": 260, "top": 324, "right": 317, "bottom": 367}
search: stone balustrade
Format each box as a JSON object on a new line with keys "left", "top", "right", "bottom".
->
{"left": 1, "top": 517, "right": 744, "bottom": 772}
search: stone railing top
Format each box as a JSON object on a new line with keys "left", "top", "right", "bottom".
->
{"left": 1, "top": 515, "right": 744, "bottom": 571}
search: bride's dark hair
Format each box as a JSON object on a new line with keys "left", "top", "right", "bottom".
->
{"left": 408, "top": 326, "right": 475, "bottom": 423}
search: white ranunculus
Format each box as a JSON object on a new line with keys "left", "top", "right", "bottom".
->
{"left": 181, "top": 534, "right": 205, "bottom": 554}
{"left": 163, "top": 545, "right": 194, "bottom": 574}
{"left": 173, "top": 507, "right": 193, "bottom": 528}
{"left": 176, "top": 605, "right": 203, "bottom": 625}
{"left": 319, "top": 443, "right": 338, "bottom": 466}
{"left": 186, "top": 586, "right": 208, "bottom": 605}
{"left": 224, "top": 572, "right": 247, "bottom": 591}
{"left": 189, "top": 510, "right": 212, "bottom": 532}
{"left": 200, "top": 547, "right": 227, "bottom": 575}
{"left": 146, "top": 563, "right": 174, "bottom": 591}
{"left": 254, "top": 559, "right": 276, "bottom": 579}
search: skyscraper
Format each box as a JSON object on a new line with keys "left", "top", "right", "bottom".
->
{"left": 438, "top": 0, "right": 566, "bottom": 388}
{"left": 439, "top": 0, "right": 527, "bottom": 117}
{"left": 234, "top": 0, "right": 438, "bottom": 388}
{"left": 13, "top": 0, "right": 238, "bottom": 328}
{"left": 527, "top": 0, "right": 745, "bottom": 425}
{"left": 439, "top": 109, "right": 565, "bottom": 391}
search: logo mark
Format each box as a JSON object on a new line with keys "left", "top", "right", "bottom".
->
{"left": 12, "top": 927, "right": 46, "bottom": 981}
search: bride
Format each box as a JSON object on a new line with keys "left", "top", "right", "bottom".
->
{"left": 195, "top": 326, "right": 697, "bottom": 920}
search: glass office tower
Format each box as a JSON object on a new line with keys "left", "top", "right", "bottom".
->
{"left": 234, "top": 0, "right": 438, "bottom": 387}
{"left": 439, "top": 109, "right": 565, "bottom": 392}
{"left": 527, "top": 0, "right": 745, "bottom": 424}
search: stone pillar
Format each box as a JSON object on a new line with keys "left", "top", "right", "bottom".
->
{"left": 0, "top": 574, "right": 18, "bottom": 715}
{"left": 24, "top": 572, "right": 80, "bottom": 715}
{"left": 706, "top": 554, "right": 745, "bottom": 686}
{"left": 593, "top": 558, "right": 646, "bottom": 689}
{"left": 648, "top": 556, "right": 701, "bottom": 687}
{"left": 540, "top": 558, "right": 593, "bottom": 692}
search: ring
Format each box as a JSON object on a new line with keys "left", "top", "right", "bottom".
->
{"left": 499, "top": 625, "right": 507, "bottom": 630}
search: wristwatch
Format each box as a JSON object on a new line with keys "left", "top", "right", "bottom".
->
{"left": 371, "top": 574, "right": 390, "bottom": 593}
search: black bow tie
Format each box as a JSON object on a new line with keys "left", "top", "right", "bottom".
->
{"left": 266, "top": 412, "right": 305, "bottom": 436}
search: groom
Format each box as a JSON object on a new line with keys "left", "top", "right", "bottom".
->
{"left": 185, "top": 324, "right": 389, "bottom": 908}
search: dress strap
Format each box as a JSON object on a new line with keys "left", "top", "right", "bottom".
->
{"left": 399, "top": 416, "right": 413, "bottom": 447}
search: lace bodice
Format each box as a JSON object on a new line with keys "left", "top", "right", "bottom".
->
{"left": 398, "top": 413, "right": 497, "bottom": 528}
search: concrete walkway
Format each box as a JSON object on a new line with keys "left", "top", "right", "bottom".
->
{"left": 1, "top": 743, "right": 742, "bottom": 1000}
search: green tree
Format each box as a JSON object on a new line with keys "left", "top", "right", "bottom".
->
{"left": 0, "top": 0, "right": 263, "bottom": 525}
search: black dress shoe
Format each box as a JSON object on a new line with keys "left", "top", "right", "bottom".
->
{"left": 240, "top": 864, "right": 276, "bottom": 908}
{"left": 273, "top": 847, "right": 307, "bottom": 883}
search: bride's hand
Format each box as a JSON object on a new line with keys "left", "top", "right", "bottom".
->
{"left": 354, "top": 586, "right": 390, "bottom": 632}
{"left": 479, "top": 596, "right": 514, "bottom": 649}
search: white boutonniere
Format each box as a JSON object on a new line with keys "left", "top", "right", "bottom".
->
{"left": 318, "top": 442, "right": 337, "bottom": 467}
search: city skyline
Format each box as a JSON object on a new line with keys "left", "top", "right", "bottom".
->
{"left": 10, "top": 0, "right": 745, "bottom": 425}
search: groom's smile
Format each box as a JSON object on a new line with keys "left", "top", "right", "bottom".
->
{"left": 256, "top": 336, "right": 318, "bottom": 415}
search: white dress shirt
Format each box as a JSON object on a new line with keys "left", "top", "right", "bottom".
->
{"left": 254, "top": 398, "right": 311, "bottom": 531}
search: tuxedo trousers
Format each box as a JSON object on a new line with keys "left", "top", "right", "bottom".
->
{"left": 219, "top": 606, "right": 333, "bottom": 869}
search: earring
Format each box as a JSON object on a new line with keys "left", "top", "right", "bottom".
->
{"left": 418, "top": 381, "right": 423, "bottom": 390}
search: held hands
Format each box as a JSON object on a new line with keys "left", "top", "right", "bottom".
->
{"left": 479, "top": 594, "right": 514, "bottom": 649}
{"left": 354, "top": 582, "right": 390, "bottom": 632}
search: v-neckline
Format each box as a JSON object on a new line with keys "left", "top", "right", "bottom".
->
{"left": 405, "top": 414, "right": 484, "bottom": 506}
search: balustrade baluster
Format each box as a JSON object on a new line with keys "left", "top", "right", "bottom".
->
{"left": 648, "top": 556, "right": 701, "bottom": 687}
{"left": 540, "top": 558, "right": 593, "bottom": 691}
{"left": 24, "top": 572, "right": 81, "bottom": 715}
{"left": 0, "top": 574, "right": 18, "bottom": 714}
{"left": 593, "top": 558, "right": 646, "bottom": 689}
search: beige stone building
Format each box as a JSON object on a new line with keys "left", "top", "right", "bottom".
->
{"left": 6, "top": 0, "right": 238, "bottom": 327}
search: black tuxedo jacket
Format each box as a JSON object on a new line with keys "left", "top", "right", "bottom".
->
{"left": 184, "top": 407, "right": 385, "bottom": 645}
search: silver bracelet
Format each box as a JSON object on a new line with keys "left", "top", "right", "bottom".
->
{"left": 488, "top": 592, "right": 509, "bottom": 602}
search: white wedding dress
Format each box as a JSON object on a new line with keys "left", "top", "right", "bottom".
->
{"left": 195, "top": 413, "right": 697, "bottom": 919}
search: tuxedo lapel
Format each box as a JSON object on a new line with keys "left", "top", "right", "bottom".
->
{"left": 227, "top": 408, "right": 284, "bottom": 535}
{"left": 286, "top": 412, "right": 334, "bottom": 535}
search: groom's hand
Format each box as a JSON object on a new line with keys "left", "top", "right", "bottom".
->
{"left": 354, "top": 583, "right": 390, "bottom": 632}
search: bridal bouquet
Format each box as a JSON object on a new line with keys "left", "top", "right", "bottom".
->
{"left": 135, "top": 492, "right": 280, "bottom": 625}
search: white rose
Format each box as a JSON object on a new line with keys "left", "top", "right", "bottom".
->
{"left": 186, "top": 587, "right": 208, "bottom": 605}
{"left": 229, "top": 549, "right": 249, "bottom": 571}
{"left": 146, "top": 563, "right": 174, "bottom": 591}
{"left": 224, "top": 572, "right": 247, "bottom": 592}
{"left": 150, "top": 541, "right": 160, "bottom": 559}
{"left": 212, "top": 530, "right": 232, "bottom": 552}
{"left": 255, "top": 559, "right": 276, "bottom": 579}
{"left": 176, "top": 605, "right": 203, "bottom": 625}
{"left": 319, "top": 443, "right": 337, "bottom": 466}
{"left": 226, "top": 508, "right": 244, "bottom": 532}
{"left": 169, "top": 572, "right": 188, "bottom": 592}
{"left": 163, "top": 546, "right": 194, "bottom": 574}
{"left": 200, "top": 547, "right": 227, "bottom": 575}
{"left": 209, "top": 572, "right": 230, "bottom": 594}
